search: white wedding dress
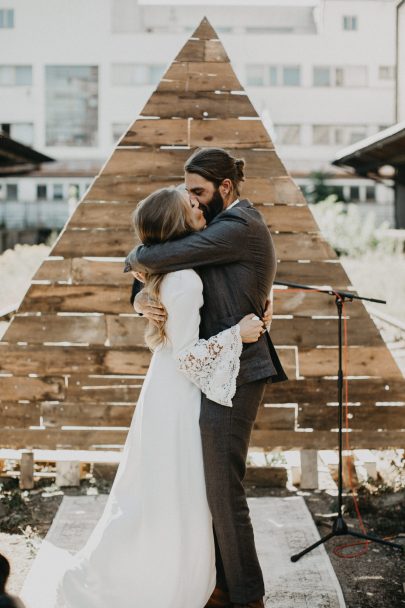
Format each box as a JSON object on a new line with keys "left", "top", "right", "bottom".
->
{"left": 22, "top": 269, "right": 243, "bottom": 608}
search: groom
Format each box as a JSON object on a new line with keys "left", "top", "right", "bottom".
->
{"left": 125, "top": 147, "right": 287, "bottom": 608}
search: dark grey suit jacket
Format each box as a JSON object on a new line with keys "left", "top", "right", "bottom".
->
{"left": 126, "top": 198, "right": 288, "bottom": 386}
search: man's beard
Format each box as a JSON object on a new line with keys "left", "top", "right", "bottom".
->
{"left": 200, "top": 187, "right": 225, "bottom": 224}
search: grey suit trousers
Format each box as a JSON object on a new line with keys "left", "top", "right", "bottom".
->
{"left": 199, "top": 378, "right": 267, "bottom": 604}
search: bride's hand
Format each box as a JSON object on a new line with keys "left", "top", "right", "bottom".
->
{"left": 238, "top": 314, "right": 265, "bottom": 343}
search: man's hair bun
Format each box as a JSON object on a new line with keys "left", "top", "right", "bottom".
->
{"left": 235, "top": 158, "right": 245, "bottom": 181}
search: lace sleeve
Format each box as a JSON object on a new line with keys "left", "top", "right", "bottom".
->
{"left": 176, "top": 324, "right": 243, "bottom": 407}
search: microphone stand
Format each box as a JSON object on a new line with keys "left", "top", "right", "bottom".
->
{"left": 272, "top": 280, "right": 404, "bottom": 561}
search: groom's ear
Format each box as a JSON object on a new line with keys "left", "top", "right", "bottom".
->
{"left": 219, "top": 178, "right": 232, "bottom": 198}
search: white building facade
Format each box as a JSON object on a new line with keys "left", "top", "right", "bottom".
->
{"left": 0, "top": 0, "right": 397, "bottom": 234}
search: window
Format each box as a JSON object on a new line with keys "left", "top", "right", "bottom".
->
{"left": 379, "top": 66, "right": 395, "bottom": 80}
{"left": 348, "top": 127, "right": 367, "bottom": 144}
{"left": 275, "top": 125, "right": 301, "bottom": 145}
{"left": 366, "top": 186, "right": 375, "bottom": 202}
{"left": 6, "top": 184, "right": 18, "bottom": 200}
{"left": 112, "top": 63, "right": 166, "bottom": 86}
{"left": 0, "top": 66, "right": 32, "bottom": 86}
{"left": 283, "top": 66, "right": 300, "bottom": 86}
{"left": 4, "top": 123, "right": 34, "bottom": 146}
{"left": 68, "top": 184, "right": 80, "bottom": 200}
{"left": 313, "top": 65, "right": 367, "bottom": 87}
{"left": 0, "top": 9, "right": 14, "bottom": 28}
{"left": 37, "top": 185, "right": 47, "bottom": 200}
{"left": 343, "top": 16, "right": 358, "bottom": 31}
{"left": 246, "top": 64, "right": 301, "bottom": 87}
{"left": 46, "top": 66, "right": 98, "bottom": 147}
{"left": 246, "top": 65, "right": 265, "bottom": 86}
{"left": 349, "top": 186, "right": 360, "bottom": 201}
{"left": 313, "top": 125, "right": 368, "bottom": 146}
{"left": 313, "top": 67, "right": 330, "bottom": 87}
{"left": 53, "top": 184, "right": 64, "bottom": 200}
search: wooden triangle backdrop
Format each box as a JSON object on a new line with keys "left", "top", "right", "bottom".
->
{"left": 1, "top": 18, "right": 404, "bottom": 451}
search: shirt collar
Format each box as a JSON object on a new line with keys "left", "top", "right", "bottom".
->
{"left": 226, "top": 198, "right": 240, "bottom": 211}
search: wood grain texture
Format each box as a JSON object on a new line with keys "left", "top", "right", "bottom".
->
{"left": 157, "top": 62, "right": 243, "bottom": 93}
{"left": 141, "top": 91, "right": 258, "bottom": 119}
{"left": 2, "top": 17, "right": 404, "bottom": 452}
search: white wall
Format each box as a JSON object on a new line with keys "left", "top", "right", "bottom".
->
{"left": 397, "top": 1, "right": 405, "bottom": 121}
{"left": 0, "top": 0, "right": 398, "bottom": 175}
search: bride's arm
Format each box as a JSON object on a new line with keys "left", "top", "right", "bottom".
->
{"left": 163, "top": 271, "right": 242, "bottom": 407}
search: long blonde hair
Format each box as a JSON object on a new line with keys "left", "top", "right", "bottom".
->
{"left": 132, "top": 186, "right": 195, "bottom": 351}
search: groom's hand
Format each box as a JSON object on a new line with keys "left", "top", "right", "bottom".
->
{"left": 262, "top": 297, "right": 273, "bottom": 330}
{"left": 133, "top": 290, "right": 167, "bottom": 325}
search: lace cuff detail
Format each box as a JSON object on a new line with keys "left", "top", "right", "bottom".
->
{"left": 176, "top": 324, "right": 243, "bottom": 407}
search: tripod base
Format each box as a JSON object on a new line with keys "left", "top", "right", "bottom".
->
{"left": 291, "top": 514, "right": 404, "bottom": 562}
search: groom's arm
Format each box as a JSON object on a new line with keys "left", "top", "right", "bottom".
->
{"left": 125, "top": 214, "right": 248, "bottom": 274}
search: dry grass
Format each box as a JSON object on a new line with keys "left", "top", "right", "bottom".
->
{"left": 341, "top": 252, "right": 405, "bottom": 323}
{"left": 0, "top": 243, "right": 50, "bottom": 312}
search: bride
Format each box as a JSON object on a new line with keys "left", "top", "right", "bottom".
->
{"left": 47, "top": 186, "right": 265, "bottom": 608}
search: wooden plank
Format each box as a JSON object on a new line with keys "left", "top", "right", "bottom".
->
{"left": 20, "top": 450, "right": 34, "bottom": 489}
{"left": 244, "top": 466, "right": 287, "bottom": 487}
{"left": 0, "top": 376, "right": 64, "bottom": 401}
{"left": 299, "top": 346, "right": 403, "bottom": 379}
{"left": 242, "top": 177, "right": 306, "bottom": 205}
{"left": 17, "top": 285, "right": 133, "bottom": 314}
{"left": 269, "top": 315, "right": 383, "bottom": 348}
{"left": 256, "top": 204, "right": 319, "bottom": 232}
{"left": 66, "top": 375, "right": 143, "bottom": 403}
{"left": 32, "top": 259, "right": 134, "bottom": 286}
{"left": 71, "top": 259, "right": 134, "bottom": 286}
{"left": 0, "top": 428, "right": 130, "bottom": 450}
{"left": 272, "top": 233, "right": 336, "bottom": 261}
{"left": 175, "top": 39, "right": 229, "bottom": 63}
{"left": 85, "top": 176, "right": 180, "bottom": 203}
{"left": 41, "top": 402, "right": 137, "bottom": 427}
{"left": 106, "top": 315, "right": 147, "bottom": 347}
{"left": 33, "top": 258, "right": 72, "bottom": 282}
{"left": 1, "top": 403, "right": 40, "bottom": 427}
{"left": 263, "top": 378, "right": 405, "bottom": 406}
{"left": 174, "top": 38, "right": 205, "bottom": 62}
{"left": 68, "top": 202, "right": 316, "bottom": 232}
{"left": 102, "top": 148, "right": 286, "bottom": 179}
{"left": 250, "top": 430, "right": 405, "bottom": 450}
{"left": 157, "top": 62, "right": 243, "bottom": 93}
{"left": 51, "top": 228, "right": 138, "bottom": 257}
{"left": 297, "top": 403, "right": 405, "bottom": 431}
{"left": 191, "top": 18, "right": 219, "bottom": 41}
{"left": 119, "top": 119, "right": 189, "bottom": 147}
{"left": 189, "top": 119, "right": 273, "bottom": 149}
{"left": 275, "top": 347, "right": 298, "bottom": 379}
{"left": 68, "top": 202, "right": 135, "bottom": 229}
{"left": 0, "top": 345, "right": 151, "bottom": 375}
{"left": 5, "top": 314, "right": 108, "bottom": 345}
{"left": 141, "top": 91, "right": 259, "bottom": 119}
{"left": 204, "top": 39, "right": 230, "bottom": 62}
{"left": 273, "top": 289, "right": 365, "bottom": 317}
{"left": 255, "top": 405, "right": 296, "bottom": 430}
{"left": 1, "top": 427, "right": 404, "bottom": 450}
{"left": 275, "top": 261, "right": 351, "bottom": 288}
